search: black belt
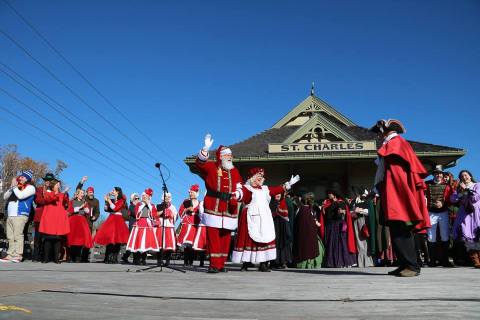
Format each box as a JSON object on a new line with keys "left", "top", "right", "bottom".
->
{"left": 206, "top": 189, "right": 231, "bottom": 201}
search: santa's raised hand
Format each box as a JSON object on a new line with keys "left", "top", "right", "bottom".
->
{"left": 284, "top": 175, "right": 301, "bottom": 190}
{"left": 203, "top": 133, "right": 214, "bottom": 152}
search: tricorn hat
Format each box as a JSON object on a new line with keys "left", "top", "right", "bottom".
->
{"left": 369, "top": 119, "right": 406, "bottom": 134}
{"left": 42, "top": 172, "right": 56, "bottom": 181}
{"left": 432, "top": 165, "right": 444, "bottom": 174}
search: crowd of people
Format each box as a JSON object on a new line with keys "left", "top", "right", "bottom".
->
{"left": 1, "top": 120, "right": 479, "bottom": 277}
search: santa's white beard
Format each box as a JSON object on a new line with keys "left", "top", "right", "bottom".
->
{"left": 221, "top": 158, "right": 234, "bottom": 170}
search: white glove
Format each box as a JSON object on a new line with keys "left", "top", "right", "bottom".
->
{"left": 203, "top": 133, "right": 214, "bottom": 151}
{"left": 232, "top": 190, "right": 241, "bottom": 201}
{"left": 284, "top": 175, "right": 300, "bottom": 190}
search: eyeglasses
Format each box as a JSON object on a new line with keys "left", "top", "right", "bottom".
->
{"left": 134, "top": 197, "right": 140, "bottom": 200}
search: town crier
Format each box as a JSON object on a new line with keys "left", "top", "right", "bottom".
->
{"left": 371, "top": 119, "right": 430, "bottom": 277}
{"left": 195, "top": 133, "right": 243, "bottom": 273}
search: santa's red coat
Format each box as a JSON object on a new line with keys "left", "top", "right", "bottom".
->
{"left": 195, "top": 158, "right": 242, "bottom": 230}
{"left": 378, "top": 135, "right": 430, "bottom": 230}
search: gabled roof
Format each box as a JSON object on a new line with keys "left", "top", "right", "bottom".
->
{"left": 272, "top": 94, "right": 356, "bottom": 128}
{"left": 283, "top": 113, "right": 355, "bottom": 143}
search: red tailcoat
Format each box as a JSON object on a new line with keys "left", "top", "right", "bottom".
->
{"left": 378, "top": 135, "right": 430, "bottom": 230}
{"left": 195, "top": 158, "right": 242, "bottom": 230}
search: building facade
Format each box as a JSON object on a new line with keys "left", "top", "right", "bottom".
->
{"left": 185, "top": 93, "right": 465, "bottom": 200}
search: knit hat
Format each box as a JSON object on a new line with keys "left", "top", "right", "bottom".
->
{"left": 86, "top": 186, "right": 94, "bottom": 193}
{"left": 189, "top": 184, "right": 200, "bottom": 193}
{"left": 20, "top": 170, "right": 33, "bottom": 181}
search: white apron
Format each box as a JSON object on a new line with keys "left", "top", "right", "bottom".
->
{"left": 245, "top": 185, "right": 276, "bottom": 243}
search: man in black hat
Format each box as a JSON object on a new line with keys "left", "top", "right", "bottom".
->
{"left": 31, "top": 173, "right": 56, "bottom": 262}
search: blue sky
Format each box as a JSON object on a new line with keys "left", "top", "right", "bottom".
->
{"left": 1, "top": 0, "right": 479, "bottom": 210}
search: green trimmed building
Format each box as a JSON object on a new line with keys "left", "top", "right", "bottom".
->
{"left": 185, "top": 92, "right": 466, "bottom": 199}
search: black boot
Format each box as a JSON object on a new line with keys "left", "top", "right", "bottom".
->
{"left": 43, "top": 239, "right": 52, "bottom": 263}
{"left": 156, "top": 252, "right": 162, "bottom": 266}
{"left": 183, "top": 249, "right": 189, "bottom": 266}
{"left": 53, "top": 240, "right": 61, "bottom": 264}
{"left": 440, "top": 241, "right": 454, "bottom": 267}
{"left": 121, "top": 251, "right": 131, "bottom": 264}
{"left": 189, "top": 251, "right": 195, "bottom": 266}
{"left": 258, "top": 262, "right": 271, "bottom": 272}
{"left": 199, "top": 252, "right": 205, "bottom": 267}
{"left": 163, "top": 252, "right": 171, "bottom": 266}
{"left": 104, "top": 245, "right": 112, "bottom": 264}
{"left": 141, "top": 253, "right": 147, "bottom": 265}
{"left": 427, "top": 242, "right": 437, "bottom": 267}
{"left": 81, "top": 248, "right": 90, "bottom": 263}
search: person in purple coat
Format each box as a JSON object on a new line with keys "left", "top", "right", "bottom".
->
{"left": 451, "top": 170, "right": 480, "bottom": 268}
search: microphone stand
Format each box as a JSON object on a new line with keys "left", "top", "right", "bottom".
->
{"left": 135, "top": 164, "right": 185, "bottom": 273}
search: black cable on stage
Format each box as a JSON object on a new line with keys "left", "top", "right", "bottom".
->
{"left": 0, "top": 64, "right": 167, "bottom": 184}
{"left": 0, "top": 22, "right": 192, "bottom": 185}
{"left": 0, "top": 105, "right": 146, "bottom": 187}
{"left": 0, "top": 86, "right": 161, "bottom": 187}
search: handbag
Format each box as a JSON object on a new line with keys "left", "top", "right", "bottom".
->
{"left": 360, "top": 224, "right": 370, "bottom": 238}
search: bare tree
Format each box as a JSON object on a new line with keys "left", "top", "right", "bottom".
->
{"left": 0, "top": 144, "right": 68, "bottom": 216}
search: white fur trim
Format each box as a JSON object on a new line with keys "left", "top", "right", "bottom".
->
{"left": 202, "top": 213, "right": 237, "bottom": 230}
{"left": 231, "top": 248, "right": 277, "bottom": 264}
{"left": 220, "top": 148, "right": 232, "bottom": 156}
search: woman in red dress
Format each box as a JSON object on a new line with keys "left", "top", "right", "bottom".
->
{"left": 39, "top": 179, "right": 70, "bottom": 263}
{"left": 126, "top": 188, "right": 160, "bottom": 265}
{"left": 177, "top": 184, "right": 202, "bottom": 266}
{"left": 67, "top": 189, "right": 93, "bottom": 262}
{"left": 155, "top": 192, "right": 178, "bottom": 266}
{"left": 93, "top": 187, "right": 129, "bottom": 264}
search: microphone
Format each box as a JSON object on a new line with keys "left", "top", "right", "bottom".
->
{"left": 154, "top": 163, "right": 161, "bottom": 168}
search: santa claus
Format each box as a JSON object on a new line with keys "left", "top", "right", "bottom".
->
{"left": 195, "top": 134, "right": 243, "bottom": 273}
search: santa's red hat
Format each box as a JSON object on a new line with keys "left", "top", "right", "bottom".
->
{"left": 247, "top": 167, "right": 265, "bottom": 180}
{"left": 86, "top": 186, "right": 94, "bottom": 193}
{"left": 144, "top": 188, "right": 153, "bottom": 197}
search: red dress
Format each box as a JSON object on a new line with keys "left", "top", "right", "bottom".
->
{"left": 232, "top": 185, "right": 284, "bottom": 264}
{"left": 67, "top": 200, "right": 93, "bottom": 248}
{"left": 126, "top": 202, "right": 160, "bottom": 252}
{"left": 39, "top": 191, "right": 70, "bottom": 236}
{"left": 155, "top": 204, "right": 177, "bottom": 251}
{"left": 94, "top": 197, "right": 130, "bottom": 245}
{"left": 177, "top": 199, "right": 200, "bottom": 247}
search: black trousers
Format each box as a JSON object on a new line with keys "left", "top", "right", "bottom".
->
{"left": 390, "top": 222, "right": 420, "bottom": 272}
{"left": 32, "top": 223, "right": 44, "bottom": 261}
